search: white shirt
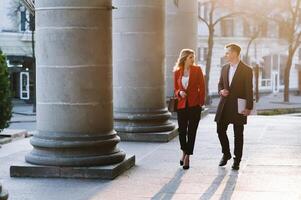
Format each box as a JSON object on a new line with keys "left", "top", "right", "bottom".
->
{"left": 228, "top": 62, "right": 239, "bottom": 86}
{"left": 182, "top": 76, "right": 189, "bottom": 89}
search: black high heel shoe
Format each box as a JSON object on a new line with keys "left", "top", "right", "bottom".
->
{"left": 183, "top": 165, "right": 190, "bottom": 170}
{"left": 183, "top": 155, "right": 190, "bottom": 170}
{"left": 180, "top": 153, "right": 186, "bottom": 166}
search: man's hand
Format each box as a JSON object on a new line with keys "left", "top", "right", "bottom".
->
{"left": 242, "top": 109, "right": 251, "bottom": 116}
{"left": 219, "top": 89, "right": 229, "bottom": 97}
{"left": 179, "top": 91, "right": 187, "bottom": 98}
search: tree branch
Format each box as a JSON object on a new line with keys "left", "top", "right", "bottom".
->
{"left": 293, "top": 31, "right": 301, "bottom": 53}
{"left": 288, "top": 1, "right": 295, "bottom": 17}
{"left": 173, "top": 0, "right": 179, "bottom": 7}
{"left": 198, "top": 16, "right": 209, "bottom": 28}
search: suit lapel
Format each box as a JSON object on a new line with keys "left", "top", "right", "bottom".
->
{"left": 225, "top": 64, "right": 230, "bottom": 89}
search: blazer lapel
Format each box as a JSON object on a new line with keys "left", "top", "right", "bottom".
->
{"left": 178, "top": 68, "right": 185, "bottom": 90}
{"left": 225, "top": 64, "right": 230, "bottom": 89}
{"left": 186, "top": 66, "right": 193, "bottom": 91}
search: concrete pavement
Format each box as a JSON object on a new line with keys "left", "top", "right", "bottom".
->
{"left": 1, "top": 114, "right": 301, "bottom": 199}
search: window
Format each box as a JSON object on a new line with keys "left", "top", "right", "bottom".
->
{"left": 20, "top": 6, "right": 29, "bottom": 32}
{"left": 20, "top": 9, "right": 26, "bottom": 31}
{"left": 278, "top": 21, "right": 289, "bottom": 39}
{"left": 262, "top": 55, "right": 271, "bottom": 79}
{"left": 260, "top": 21, "right": 268, "bottom": 37}
{"left": 198, "top": 47, "right": 208, "bottom": 62}
{"left": 243, "top": 20, "right": 251, "bottom": 37}
{"left": 221, "top": 18, "right": 234, "bottom": 37}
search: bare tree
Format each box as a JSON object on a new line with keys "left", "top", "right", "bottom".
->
{"left": 7, "top": 0, "right": 23, "bottom": 29}
{"left": 266, "top": 0, "right": 301, "bottom": 102}
{"left": 278, "top": 0, "right": 301, "bottom": 102}
{"left": 198, "top": 0, "right": 243, "bottom": 104}
{"left": 236, "top": 1, "right": 270, "bottom": 64}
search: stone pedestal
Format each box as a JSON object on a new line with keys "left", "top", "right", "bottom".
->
{"left": 113, "top": 0, "right": 177, "bottom": 142}
{"left": 0, "top": 183, "right": 8, "bottom": 200}
{"left": 165, "top": 0, "right": 198, "bottom": 97}
{"left": 10, "top": 0, "right": 134, "bottom": 179}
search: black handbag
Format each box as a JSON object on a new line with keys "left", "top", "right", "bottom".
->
{"left": 168, "top": 96, "right": 178, "bottom": 112}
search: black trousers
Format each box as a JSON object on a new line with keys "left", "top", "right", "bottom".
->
{"left": 177, "top": 106, "right": 201, "bottom": 155}
{"left": 216, "top": 122, "right": 244, "bottom": 161}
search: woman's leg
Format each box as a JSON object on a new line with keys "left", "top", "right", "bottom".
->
{"left": 177, "top": 109, "right": 189, "bottom": 154}
{"left": 186, "top": 106, "right": 201, "bottom": 155}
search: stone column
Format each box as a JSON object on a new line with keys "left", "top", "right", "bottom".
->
{"left": 10, "top": 0, "right": 134, "bottom": 179}
{"left": 0, "top": 183, "right": 8, "bottom": 200}
{"left": 165, "top": 0, "right": 198, "bottom": 97}
{"left": 113, "top": 0, "right": 177, "bottom": 142}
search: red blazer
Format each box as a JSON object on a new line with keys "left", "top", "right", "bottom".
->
{"left": 174, "top": 65, "right": 205, "bottom": 110}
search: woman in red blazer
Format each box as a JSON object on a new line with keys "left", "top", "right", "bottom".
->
{"left": 173, "top": 49, "right": 205, "bottom": 169}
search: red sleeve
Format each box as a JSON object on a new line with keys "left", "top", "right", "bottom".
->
{"left": 199, "top": 67, "right": 205, "bottom": 106}
{"left": 174, "top": 70, "right": 181, "bottom": 98}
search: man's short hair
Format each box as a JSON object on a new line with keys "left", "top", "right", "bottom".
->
{"left": 225, "top": 43, "right": 241, "bottom": 55}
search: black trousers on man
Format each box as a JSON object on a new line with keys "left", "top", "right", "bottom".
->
{"left": 177, "top": 106, "right": 201, "bottom": 155}
{"left": 217, "top": 121, "right": 244, "bottom": 161}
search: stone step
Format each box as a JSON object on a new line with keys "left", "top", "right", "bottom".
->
{"left": 0, "top": 129, "right": 29, "bottom": 139}
{"left": 0, "top": 129, "right": 29, "bottom": 145}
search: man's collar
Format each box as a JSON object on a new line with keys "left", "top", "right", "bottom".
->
{"left": 230, "top": 60, "right": 240, "bottom": 68}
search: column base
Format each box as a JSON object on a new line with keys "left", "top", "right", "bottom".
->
{"left": 10, "top": 155, "right": 135, "bottom": 180}
{"left": 117, "top": 128, "right": 178, "bottom": 142}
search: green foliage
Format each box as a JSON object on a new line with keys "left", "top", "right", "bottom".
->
{"left": 257, "top": 108, "right": 301, "bottom": 115}
{"left": 0, "top": 49, "right": 12, "bottom": 132}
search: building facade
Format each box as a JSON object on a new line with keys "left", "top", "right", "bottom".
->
{"left": 197, "top": 0, "right": 301, "bottom": 96}
{"left": 0, "top": 0, "right": 33, "bottom": 101}
{"left": 2, "top": 0, "right": 300, "bottom": 101}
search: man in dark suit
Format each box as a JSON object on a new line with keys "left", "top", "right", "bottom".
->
{"left": 214, "top": 43, "right": 253, "bottom": 170}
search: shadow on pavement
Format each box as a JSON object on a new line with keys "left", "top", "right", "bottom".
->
{"left": 200, "top": 167, "right": 228, "bottom": 200}
{"left": 151, "top": 169, "right": 185, "bottom": 200}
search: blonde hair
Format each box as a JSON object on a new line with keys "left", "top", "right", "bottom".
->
{"left": 173, "top": 49, "right": 195, "bottom": 71}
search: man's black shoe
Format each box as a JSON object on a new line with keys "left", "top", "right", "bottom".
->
{"left": 218, "top": 154, "right": 232, "bottom": 166}
{"left": 232, "top": 159, "right": 240, "bottom": 170}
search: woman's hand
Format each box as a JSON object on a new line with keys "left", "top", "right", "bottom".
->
{"left": 179, "top": 91, "right": 187, "bottom": 98}
{"left": 219, "top": 89, "right": 229, "bottom": 97}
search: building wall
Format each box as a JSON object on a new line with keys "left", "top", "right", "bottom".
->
{"left": 0, "top": 0, "right": 32, "bottom": 57}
